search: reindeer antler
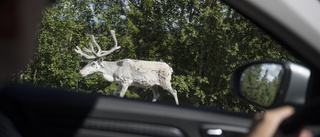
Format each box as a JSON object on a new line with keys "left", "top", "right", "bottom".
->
{"left": 74, "top": 30, "right": 121, "bottom": 60}
{"left": 97, "top": 30, "right": 121, "bottom": 57}
{"left": 74, "top": 45, "right": 97, "bottom": 60}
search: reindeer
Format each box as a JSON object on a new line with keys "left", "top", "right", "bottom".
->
{"left": 74, "top": 30, "right": 179, "bottom": 105}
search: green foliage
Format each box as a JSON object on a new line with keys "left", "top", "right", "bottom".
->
{"left": 11, "top": 0, "right": 298, "bottom": 112}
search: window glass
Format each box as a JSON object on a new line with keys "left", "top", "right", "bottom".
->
{"left": 11, "top": 0, "right": 298, "bottom": 112}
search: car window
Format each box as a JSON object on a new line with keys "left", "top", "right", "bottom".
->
{"left": 10, "top": 0, "right": 298, "bottom": 112}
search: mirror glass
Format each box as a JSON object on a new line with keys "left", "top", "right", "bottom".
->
{"left": 240, "top": 63, "right": 284, "bottom": 107}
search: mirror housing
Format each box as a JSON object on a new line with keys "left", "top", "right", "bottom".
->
{"left": 233, "top": 61, "right": 311, "bottom": 108}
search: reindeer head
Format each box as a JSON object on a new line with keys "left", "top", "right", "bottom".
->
{"left": 79, "top": 58, "right": 104, "bottom": 76}
{"left": 75, "top": 30, "right": 120, "bottom": 76}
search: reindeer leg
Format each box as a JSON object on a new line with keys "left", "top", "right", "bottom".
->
{"left": 168, "top": 88, "right": 179, "bottom": 105}
{"left": 119, "top": 84, "right": 129, "bottom": 98}
{"left": 152, "top": 85, "right": 160, "bottom": 102}
{"left": 118, "top": 78, "right": 133, "bottom": 98}
{"left": 172, "top": 89, "right": 179, "bottom": 105}
{"left": 113, "top": 85, "right": 122, "bottom": 96}
{"left": 162, "top": 84, "right": 179, "bottom": 105}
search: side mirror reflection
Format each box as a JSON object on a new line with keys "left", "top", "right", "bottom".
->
{"left": 239, "top": 63, "right": 284, "bottom": 107}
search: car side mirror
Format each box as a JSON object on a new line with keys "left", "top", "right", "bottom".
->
{"left": 233, "top": 61, "right": 311, "bottom": 108}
